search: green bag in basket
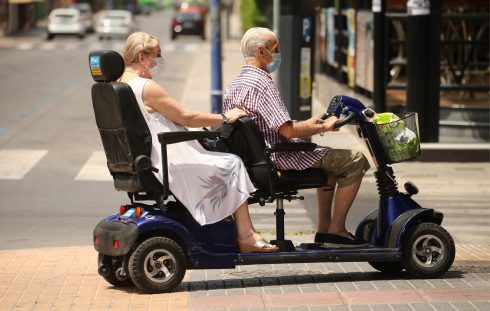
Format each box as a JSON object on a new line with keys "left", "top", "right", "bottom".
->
{"left": 374, "top": 113, "right": 420, "bottom": 162}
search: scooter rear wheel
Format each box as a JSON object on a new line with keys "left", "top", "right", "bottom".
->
{"left": 98, "top": 254, "right": 134, "bottom": 288}
{"left": 128, "top": 236, "right": 186, "bottom": 293}
{"left": 402, "top": 223, "right": 455, "bottom": 278}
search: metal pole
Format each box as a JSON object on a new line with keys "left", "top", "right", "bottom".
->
{"left": 210, "top": 0, "right": 223, "bottom": 114}
{"left": 406, "top": 0, "right": 439, "bottom": 142}
{"left": 272, "top": 0, "right": 281, "bottom": 83}
{"left": 273, "top": 0, "right": 280, "bottom": 34}
{"left": 372, "top": 0, "right": 386, "bottom": 112}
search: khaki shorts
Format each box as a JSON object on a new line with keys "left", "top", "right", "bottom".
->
{"left": 311, "top": 149, "right": 370, "bottom": 188}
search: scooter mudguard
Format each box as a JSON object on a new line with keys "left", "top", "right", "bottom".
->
{"left": 355, "top": 208, "right": 378, "bottom": 244}
{"left": 385, "top": 208, "right": 443, "bottom": 248}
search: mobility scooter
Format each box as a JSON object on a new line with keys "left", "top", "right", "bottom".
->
{"left": 89, "top": 50, "right": 455, "bottom": 293}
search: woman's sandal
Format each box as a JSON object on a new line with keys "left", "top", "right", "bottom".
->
{"left": 238, "top": 239, "right": 279, "bottom": 253}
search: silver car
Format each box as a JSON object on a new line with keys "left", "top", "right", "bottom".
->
{"left": 47, "top": 8, "right": 86, "bottom": 40}
{"left": 71, "top": 3, "right": 94, "bottom": 33}
{"left": 95, "top": 10, "right": 135, "bottom": 40}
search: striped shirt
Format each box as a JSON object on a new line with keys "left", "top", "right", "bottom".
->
{"left": 223, "top": 65, "right": 328, "bottom": 170}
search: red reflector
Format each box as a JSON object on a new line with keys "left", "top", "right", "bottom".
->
{"left": 94, "top": 236, "right": 99, "bottom": 245}
{"left": 119, "top": 205, "right": 126, "bottom": 215}
{"left": 114, "top": 240, "right": 120, "bottom": 248}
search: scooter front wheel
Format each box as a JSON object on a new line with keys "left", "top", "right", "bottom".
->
{"left": 128, "top": 236, "right": 186, "bottom": 293}
{"left": 402, "top": 223, "right": 455, "bottom": 278}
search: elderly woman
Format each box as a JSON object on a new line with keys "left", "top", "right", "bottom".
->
{"left": 118, "top": 32, "right": 277, "bottom": 253}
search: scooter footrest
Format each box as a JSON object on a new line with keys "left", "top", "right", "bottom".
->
{"left": 271, "top": 239, "right": 295, "bottom": 252}
{"left": 299, "top": 242, "right": 322, "bottom": 250}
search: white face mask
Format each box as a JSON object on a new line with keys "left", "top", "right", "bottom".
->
{"left": 264, "top": 48, "right": 281, "bottom": 73}
{"left": 148, "top": 57, "right": 165, "bottom": 78}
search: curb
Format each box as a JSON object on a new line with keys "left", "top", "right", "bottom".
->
{"left": 417, "top": 143, "right": 490, "bottom": 162}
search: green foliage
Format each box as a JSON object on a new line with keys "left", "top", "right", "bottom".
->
{"left": 240, "top": 0, "right": 267, "bottom": 32}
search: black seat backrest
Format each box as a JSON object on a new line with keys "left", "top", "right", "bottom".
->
{"left": 219, "top": 117, "right": 273, "bottom": 189}
{"left": 218, "top": 117, "right": 328, "bottom": 194}
{"left": 88, "top": 50, "right": 163, "bottom": 197}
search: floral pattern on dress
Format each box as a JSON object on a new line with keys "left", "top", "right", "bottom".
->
{"left": 195, "top": 157, "right": 247, "bottom": 213}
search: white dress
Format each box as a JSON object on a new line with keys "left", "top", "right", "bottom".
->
{"left": 127, "top": 77, "right": 256, "bottom": 225}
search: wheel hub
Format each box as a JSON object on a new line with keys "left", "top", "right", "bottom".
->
{"left": 144, "top": 249, "right": 176, "bottom": 283}
{"left": 412, "top": 234, "right": 446, "bottom": 268}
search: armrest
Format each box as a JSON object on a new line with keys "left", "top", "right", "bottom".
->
{"left": 267, "top": 142, "right": 317, "bottom": 153}
{"left": 157, "top": 130, "right": 220, "bottom": 201}
{"left": 158, "top": 131, "right": 220, "bottom": 145}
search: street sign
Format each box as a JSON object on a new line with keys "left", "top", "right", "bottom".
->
{"left": 302, "top": 16, "right": 312, "bottom": 43}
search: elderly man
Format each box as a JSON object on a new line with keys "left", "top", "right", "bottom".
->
{"left": 222, "top": 27, "right": 370, "bottom": 248}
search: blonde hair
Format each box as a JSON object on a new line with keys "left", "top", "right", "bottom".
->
{"left": 240, "top": 27, "right": 277, "bottom": 59}
{"left": 123, "top": 32, "right": 160, "bottom": 65}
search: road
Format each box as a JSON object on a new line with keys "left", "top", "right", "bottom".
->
{"left": 0, "top": 10, "right": 206, "bottom": 249}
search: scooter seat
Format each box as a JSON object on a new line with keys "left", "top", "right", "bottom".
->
{"left": 275, "top": 168, "right": 327, "bottom": 192}
{"left": 216, "top": 117, "right": 327, "bottom": 197}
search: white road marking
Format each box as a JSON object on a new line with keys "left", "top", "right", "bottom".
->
{"left": 0, "top": 149, "right": 48, "bottom": 180}
{"left": 74, "top": 151, "right": 112, "bottom": 181}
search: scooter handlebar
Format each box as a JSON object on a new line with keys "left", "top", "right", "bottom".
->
{"left": 319, "top": 110, "right": 356, "bottom": 128}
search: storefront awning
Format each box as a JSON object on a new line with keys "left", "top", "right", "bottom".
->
{"left": 9, "top": 0, "right": 44, "bottom": 4}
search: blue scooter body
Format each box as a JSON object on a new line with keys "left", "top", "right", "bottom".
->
{"left": 94, "top": 95, "right": 444, "bottom": 269}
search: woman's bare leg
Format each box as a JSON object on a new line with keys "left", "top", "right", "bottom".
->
{"left": 233, "top": 202, "right": 263, "bottom": 244}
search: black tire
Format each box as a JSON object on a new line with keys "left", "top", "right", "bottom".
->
{"left": 128, "top": 237, "right": 186, "bottom": 293}
{"left": 401, "top": 223, "right": 455, "bottom": 278}
{"left": 98, "top": 254, "right": 134, "bottom": 288}
{"left": 47, "top": 33, "right": 54, "bottom": 40}
{"left": 368, "top": 261, "right": 404, "bottom": 274}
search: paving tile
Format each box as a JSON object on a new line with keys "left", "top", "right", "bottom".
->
{"left": 389, "top": 303, "right": 414, "bottom": 311}
{"left": 428, "top": 301, "right": 456, "bottom": 310}
{"left": 350, "top": 305, "right": 372, "bottom": 311}
{"left": 316, "top": 282, "right": 339, "bottom": 292}
{"left": 328, "top": 305, "right": 351, "bottom": 311}
{"left": 450, "top": 301, "right": 479, "bottom": 310}
{"left": 369, "top": 305, "right": 392, "bottom": 311}
{"left": 298, "top": 283, "right": 321, "bottom": 293}
{"left": 410, "top": 303, "right": 436, "bottom": 311}
{"left": 280, "top": 284, "right": 301, "bottom": 293}
{"left": 471, "top": 300, "right": 490, "bottom": 310}
{"left": 353, "top": 281, "right": 378, "bottom": 291}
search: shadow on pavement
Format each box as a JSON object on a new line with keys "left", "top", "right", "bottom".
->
{"left": 174, "top": 270, "right": 466, "bottom": 293}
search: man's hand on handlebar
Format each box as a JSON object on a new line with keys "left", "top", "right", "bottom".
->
{"left": 322, "top": 116, "right": 340, "bottom": 132}
{"left": 315, "top": 115, "right": 340, "bottom": 135}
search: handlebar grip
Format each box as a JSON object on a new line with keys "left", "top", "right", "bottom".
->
{"left": 319, "top": 113, "right": 330, "bottom": 120}
{"left": 333, "top": 111, "right": 355, "bottom": 128}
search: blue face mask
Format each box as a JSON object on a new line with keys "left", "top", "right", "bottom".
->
{"left": 264, "top": 49, "right": 281, "bottom": 73}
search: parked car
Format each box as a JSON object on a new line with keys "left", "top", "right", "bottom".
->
{"left": 71, "top": 3, "right": 94, "bottom": 32}
{"left": 47, "top": 8, "right": 86, "bottom": 40}
{"left": 95, "top": 10, "right": 135, "bottom": 40}
{"left": 171, "top": 11, "right": 205, "bottom": 40}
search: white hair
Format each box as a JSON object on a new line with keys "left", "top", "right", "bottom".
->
{"left": 240, "top": 27, "right": 277, "bottom": 59}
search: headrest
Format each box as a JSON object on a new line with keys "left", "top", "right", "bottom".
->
{"left": 88, "top": 50, "right": 125, "bottom": 82}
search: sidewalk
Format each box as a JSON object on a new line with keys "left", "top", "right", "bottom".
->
{"left": 1, "top": 34, "right": 489, "bottom": 311}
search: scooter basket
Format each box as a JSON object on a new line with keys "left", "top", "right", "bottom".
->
{"left": 375, "top": 112, "right": 421, "bottom": 163}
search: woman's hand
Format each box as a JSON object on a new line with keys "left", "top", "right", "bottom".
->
{"left": 224, "top": 108, "right": 248, "bottom": 123}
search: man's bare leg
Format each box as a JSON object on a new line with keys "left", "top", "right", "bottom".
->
{"left": 316, "top": 175, "right": 337, "bottom": 233}
{"left": 327, "top": 177, "right": 362, "bottom": 237}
